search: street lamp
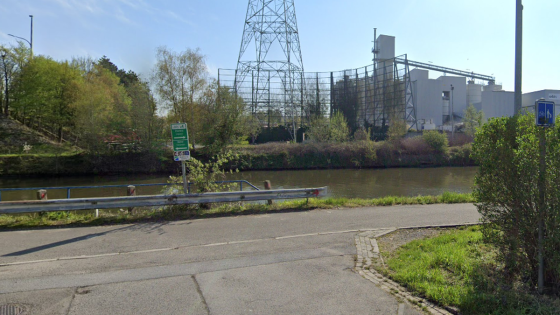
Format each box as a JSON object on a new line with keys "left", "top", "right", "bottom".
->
{"left": 7, "top": 15, "right": 33, "bottom": 55}
{"left": 450, "top": 85, "right": 454, "bottom": 140}
{"left": 1, "top": 51, "right": 8, "bottom": 117}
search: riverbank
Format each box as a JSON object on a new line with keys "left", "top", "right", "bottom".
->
{"left": 233, "top": 141, "right": 474, "bottom": 170}
{"left": 0, "top": 141, "right": 475, "bottom": 176}
{"left": 0, "top": 192, "right": 475, "bottom": 230}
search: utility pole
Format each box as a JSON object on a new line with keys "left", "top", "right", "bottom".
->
{"left": 514, "top": 0, "right": 523, "bottom": 114}
{"left": 29, "top": 15, "right": 34, "bottom": 56}
{"left": 450, "top": 85, "right": 454, "bottom": 140}
{"left": 1, "top": 51, "right": 9, "bottom": 117}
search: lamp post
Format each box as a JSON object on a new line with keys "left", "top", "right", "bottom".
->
{"left": 8, "top": 15, "right": 33, "bottom": 56}
{"left": 1, "top": 51, "right": 8, "bottom": 117}
{"left": 450, "top": 85, "right": 454, "bottom": 140}
{"left": 29, "top": 15, "right": 33, "bottom": 55}
{"left": 514, "top": 0, "right": 523, "bottom": 115}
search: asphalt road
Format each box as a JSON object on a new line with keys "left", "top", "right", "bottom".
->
{"left": 0, "top": 204, "right": 480, "bottom": 315}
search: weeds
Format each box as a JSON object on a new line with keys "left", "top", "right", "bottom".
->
{"left": 379, "top": 226, "right": 560, "bottom": 314}
{"left": 0, "top": 192, "right": 475, "bottom": 230}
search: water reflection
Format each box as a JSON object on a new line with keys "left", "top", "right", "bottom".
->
{"left": 0, "top": 167, "right": 477, "bottom": 201}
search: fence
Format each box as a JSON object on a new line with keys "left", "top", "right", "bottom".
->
{"left": 0, "top": 180, "right": 260, "bottom": 202}
{"left": 218, "top": 55, "right": 417, "bottom": 135}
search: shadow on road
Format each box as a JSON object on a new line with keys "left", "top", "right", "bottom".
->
{"left": 2, "top": 221, "right": 182, "bottom": 257}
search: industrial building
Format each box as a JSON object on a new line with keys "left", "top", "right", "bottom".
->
{"left": 376, "top": 34, "right": 560, "bottom": 130}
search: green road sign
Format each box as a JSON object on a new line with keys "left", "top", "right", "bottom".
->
{"left": 171, "top": 123, "right": 189, "bottom": 151}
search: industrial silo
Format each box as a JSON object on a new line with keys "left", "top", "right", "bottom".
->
{"left": 467, "top": 81, "right": 482, "bottom": 106}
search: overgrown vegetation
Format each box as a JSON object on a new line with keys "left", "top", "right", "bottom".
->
{"left": 0, "top": 192, "right": 474, "bottom": 230}
{"left": 473, "top": 113, "right": 560, "bottom": 294}
{"left": 422, "top": 130, "right": 449, "bottom": 154}
{"left": 306, "top": 112, "right": 350, "bottom": 143}
{"left": 378, "top": 226, "right": 560, "bottom": 314}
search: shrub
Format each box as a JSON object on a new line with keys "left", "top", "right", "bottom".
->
{"left": 448, "top": 133, "right": 473, "bottom": 147}
{"left": 306, "top": 112, "right": 349, "bottom": 143}
{"left": 400, "top": 136, "right": 431, "bottom": 155}
{"left": 422, "top": 130, "right": 449, "bottom": 154}
{"left": 472, "top": 114, "right": 560, "bottom": 292}
{"left": 353, "top": 128, "right": 370, "bottom": 141}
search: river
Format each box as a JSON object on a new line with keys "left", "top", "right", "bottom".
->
{"left": 0, "top": 167, "right": 477, "bottom": 202}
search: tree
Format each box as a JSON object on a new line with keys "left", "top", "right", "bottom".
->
{"left": 472, "top": 114, "right": 560, "bottom": 291}
{"left": 0, "top": 43, "right": 30, "bottom": 117}
{"left": 307, "top": 112, "right": 350, "bottom": 143}
{"left": 463, "top": 104, "right": 484, "bottom": 136}
{"left": 386, "top": 112, "right": 407, "bottom": 143}
{"left": 201, "top": 85, "right": 252, "bottom": 153}
{"left": 10, "top": 56, "right": 82, "bottom": 141}
{"left": 127, "top": 80, "right": 164, "bottom": 149}
{"left": 152, "top": 47, "right": 208, "bottom": 147}
{"left": 72, "top": 64, "right": 132, "bottom": 151}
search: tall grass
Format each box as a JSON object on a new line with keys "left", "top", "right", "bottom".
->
{"left": 0, "top": 192, "right": 475, "bottom": 230}
{"left": 380, "top": 226, "right": 560, "bottom": 314}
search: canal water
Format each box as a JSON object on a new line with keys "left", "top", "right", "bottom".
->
{"left": 0, "top": 167, "right": 478, "bottom": 202}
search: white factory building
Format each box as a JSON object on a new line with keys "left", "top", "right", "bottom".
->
{"left": 375, "top": 33, "right": 559, "bottom": 130}
{"left": 409, "top": 68, "right": 560, "bottom": 130}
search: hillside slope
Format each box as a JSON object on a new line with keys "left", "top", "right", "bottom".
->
{"left": 0, "top": 116, "right": 59, "bottom": 154}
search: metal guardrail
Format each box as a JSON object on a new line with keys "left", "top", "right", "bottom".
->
{"left": 0, "top": 187, "right": 327, "bottom": 214}
{"left": 0, "top": 180, "right": 260, "bottom": 202}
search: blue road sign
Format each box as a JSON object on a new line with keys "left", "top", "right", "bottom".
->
{"left": 536, "top": 100, "right": 555, "bottom": 127}
{"left": 173, "top": 150, "right": 191, "bottom": 161}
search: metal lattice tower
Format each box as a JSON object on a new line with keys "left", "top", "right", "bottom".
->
{"left": 235, "top": 0, "right": 304, "bottom": 135}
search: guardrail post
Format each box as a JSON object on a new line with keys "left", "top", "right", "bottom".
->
{"left": 264, "top": 180, "right": 272, "bottom": 205}
{"left": 127, "top": 185, "right": 136, "bottom": 213}
{"left": 37, "top": 189, "right": 48, "bottom": 201}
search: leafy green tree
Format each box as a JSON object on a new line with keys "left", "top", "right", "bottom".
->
{"left": 152, "top": 47, "right": 207, "bottom": 147}
{"left": 387, "top": 112, "right": 407, "bottom": 143}
{"left": 127, "top": 80, "right": 164, "bottom": 149}
{"left": 0, "top": 43, "right": 30, "bottom": 117}
{"left": 202, "top": 85, "right": 252, "bottom": 153}
{"left": 72, "top": 65, "right": 131, "bottom": 151}
{"left": 472, "top": 114, "right": 560, "bottom": 291}
{"left": 329, "top": 111, "right": 350, "bottom": 142}
{"left": 307, "top": 112, "right": 350, "bottom": 143}
{"left": 463, "top": 104, "right": 484, "bottom": 136}
{"left": 10, "top": 56, "right": 82, "bottom": 141}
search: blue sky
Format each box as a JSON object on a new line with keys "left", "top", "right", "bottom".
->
{"left": 1, "top": 0, "right": 558, "bottom": 93}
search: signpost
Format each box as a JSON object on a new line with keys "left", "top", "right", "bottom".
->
{"left": 535, "top": 99, "right": 555, "bottom": 293}
{"left": 171, "top": 123, "right": 190, "bottom": 194}
{"left": 536, "top": 100, "right": 555, "bottom": 127}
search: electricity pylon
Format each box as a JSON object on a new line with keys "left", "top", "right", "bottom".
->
{"left": 235, "top": 0, "right": 304, "bottom": 137}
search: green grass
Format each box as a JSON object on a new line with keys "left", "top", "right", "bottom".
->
{"left": 379, "top": 226, "right": 560, "bottom": 314}
{"left": 0, "top": 192, "right": 475, "bottom": 230}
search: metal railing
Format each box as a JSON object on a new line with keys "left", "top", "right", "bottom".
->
{"left": 0, "top": 180, "right": 260, "bottom": 202}
{"left": 0, "top": 187, "right": 328, "bottom": 214}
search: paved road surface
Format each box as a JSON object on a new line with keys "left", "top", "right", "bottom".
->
{"left": 0, "top": 204, "right": 479, "bottom": 314}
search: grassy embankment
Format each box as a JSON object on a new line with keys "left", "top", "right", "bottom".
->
{"left": 232, "top": 138, "right": 474, "bottom": 170}
{"left": 377, "top": 226, "right": 559, "bottom": 314}
{"left": 0, "top": 191, "right": 474, "bottom": 229}
{"left": 0, "top": 140, "right": 475, "bottom": 176}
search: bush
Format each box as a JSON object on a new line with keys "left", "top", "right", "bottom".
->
{"left": 422, "top": 130, "right": 449, "bottom": 154}
{"left": 306, "top": 112, "right": 349, "bottom": 143}
{"left": 400, "top": 136, "right": 431, "bottom": 155}
{"left": 353, "top": 128, "right": 370, "bottom": 141}
{"left": 472, "top": 114, "right": 560, "bottom": 293}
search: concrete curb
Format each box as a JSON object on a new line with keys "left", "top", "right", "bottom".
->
{"left": 354, "top": 229, "right": 454, "bottom": 315}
